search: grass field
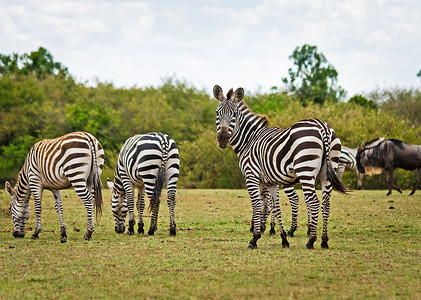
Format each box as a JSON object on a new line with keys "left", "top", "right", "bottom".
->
{"left": 0, "top": 188, "right": 420, "bottom": 299}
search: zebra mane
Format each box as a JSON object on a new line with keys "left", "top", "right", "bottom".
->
{"left": 239, "top": 99, "right": 269, "bottom": 127}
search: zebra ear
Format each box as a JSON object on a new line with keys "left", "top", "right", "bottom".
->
{"left": 5, "top": 181, "right": 15, "bottom": 196}
{"left": 234, "top": 87, "right": 244, "bottom": 102}
{"left": 106, "top": 178, "right": 114, "bottom": 190}
{"left": 213, "top": 85, "right": 224, "bottom": 101}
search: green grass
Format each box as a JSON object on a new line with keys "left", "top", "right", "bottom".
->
{"left": 0, "top": 189, "right": 420, "bottom": 299}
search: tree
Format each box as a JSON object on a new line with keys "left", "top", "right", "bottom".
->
{"left": 0, "top": 47, "right": 68, "bottom": 78}
{"left": 282, "top": 44, "right": 346, "bottom": 105}
{"left": 348, "top": 95, "right": 378, "bottom": 110}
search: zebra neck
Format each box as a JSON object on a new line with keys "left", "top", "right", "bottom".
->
{"left": 231, "top": 102, "right": 268, "bottom": 156}
{"left": 15, "top": 163, "right": 32, "bottom": 202}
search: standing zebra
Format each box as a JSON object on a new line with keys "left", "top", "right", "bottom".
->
{"left": 214, "top": 85, "right": 348, "bottom": 249}
{"left": 107, "top": 132, "right": 179, "bottom": 236}
{"left": 4, "top": 132, "right": 104, "bottom": 242}
{"left": 337, "top": 138, "right": 384, "bottom": 189}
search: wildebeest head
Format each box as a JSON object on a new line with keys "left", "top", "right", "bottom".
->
{"left": 356, "top": 143, "right": 367, "bottom": 174}
{"left": 213, "top": 85, "right": 244, "bottom": 148}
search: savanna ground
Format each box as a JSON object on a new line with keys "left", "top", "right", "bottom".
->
{"left": 0, "top": 188, "right": 420, "bottom": 299}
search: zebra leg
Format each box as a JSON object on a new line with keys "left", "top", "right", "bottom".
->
{"left": 148, "top": 197, "right": 161, "bottom": 235}
{"left": 409, "top": 168, "right": 421, "bottom": 196}
{"left": 250, "top": 185, "right": 269, "bottom": 233}
{"left": 136, "top": 186, "right": 145, "bottom": 234}
{"left": 246, "top": 179, "right": 263, "bottom": 249}
{"left": 301, "top": 179, "right": 319, "bottom": 249}
{"left": 52, "top": 190, "right": 67, "bottom": 243}
{"left": 269, "top": 186, "right": 289, "bottom": 248}
{"left": 30, "top": 187, "right": 43, "bottom": 240}
{"left": 71, "top": 183, "right": 95, "bottom": 240}
{"left": 269, "top": 213, "right": 276, "bottom": 235}
{"left": 283, "top": 186, "right": 299, "bottom": 237}
{"left": 260, "top": 185, "right": 272, "bottom": 234}
{"left": 122, "top": 181, "right": 136, "bottom": 235}
{"left": 167, "top": 188, "right": 177, "bottom": 236}
{"left": 320, "top": 176, "right": 332, "bottom": 249}
{"left": 337, "top": 165, "right": 345, "bottom": 181}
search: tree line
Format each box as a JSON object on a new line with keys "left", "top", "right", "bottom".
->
{"left": 1, "top": 47, "right": 420, "bottom": 190}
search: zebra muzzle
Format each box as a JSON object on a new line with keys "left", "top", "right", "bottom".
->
{"left": 217, "top": 127, "right": 230, "bottom": 148}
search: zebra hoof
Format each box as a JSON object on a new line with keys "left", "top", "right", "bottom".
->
{"left": 170, "top": 226, "right": 176, "bottom": 236}
{"left": 83, "top": 230, "right": 93, "bottom": 241}
{"left": 306, "top": 238, "right": 316, "bottom": 250}
{"left": 269, "top": 228, "right": 276, "bottom": 236}
{"left": 148, "top": 228, "right": 155, "bottom": 236}
{"left": 126, "top": 229, "right": 134, "bottom": 235}
{"left": 31, "top": 231, "right": 40, "bottom": 239}
{"left": 247, "top": 243, "right": 257, "bottom": 249}
{"left": 138, "top": 222, "right": 144, "bottom": 234}
{"left": 115, "top": 226, "right": 125, "bottom": 234}
{"left": 13, "top": 231, "right": 25, "bottom": 238}
{"left": 61, "top": 237, "right": 67, "bottom": 243}
{"left": 321, "top": 237, "right": 329, "bottom": 249}
{"left": 287, "top": 229, "right": 295, "bottom": 237}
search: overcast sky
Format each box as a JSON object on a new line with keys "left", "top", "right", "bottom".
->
{"left": 1, "top": 0, "right": 421, "bottom": 98}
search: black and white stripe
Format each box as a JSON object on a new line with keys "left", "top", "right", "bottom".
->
{"left": 107, "top": 132, "right": 179, "bottom": 236}
{"left": 5, "top": 132, "right": 104, "bottom": 242}
{"left": 214, "top": 85, "right": 347, "bottom": 249}
{"left": 337, "top": 138, "right": 384, "bottom": 189}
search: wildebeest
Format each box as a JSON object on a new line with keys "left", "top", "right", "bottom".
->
{"left": 356, "top": 139, "right": 421, "bottom": 195}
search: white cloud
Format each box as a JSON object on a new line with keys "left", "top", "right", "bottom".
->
{"left": 1, "top": 0, "right": 420, "bottom": 96}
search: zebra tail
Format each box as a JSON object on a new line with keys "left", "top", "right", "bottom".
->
{"left": 148, "top": 136, "right": 168, "bottom": 213}
{"left": 93, "top": 166, "right": 103, "bottom": 218}
{"left": 88, "top": 135, "right": 103, "bottom": 218}
{"left": 326, "top": 161, "right": 349, "bottom": 195}
{"left": 148, "top": 167, "right": 165, "bottom": 213}
{"left": 318, "top": 120, "right": 349, "bottom": 195}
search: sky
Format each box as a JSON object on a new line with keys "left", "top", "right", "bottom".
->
{"left": 1, "top": 0, "right": 421, "bottom": 98}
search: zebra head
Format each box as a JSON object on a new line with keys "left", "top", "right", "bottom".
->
{"left": 107, "top": 177, "right": 128, "bottom": 234}
{"left": 5, "top": 181, "right": 30, "bottom": 238}
{"left": 213, "top": 85, "right": 244, "bottom": 148}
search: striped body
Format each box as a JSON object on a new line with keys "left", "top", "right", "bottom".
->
{"left": 108, "top": 132, "right": 179, "bottom": 236}
{"left": 5, "top": 132, "right": 104, "bottom": 242}
{"left": 214, "top": 85, "right": 347, "bottom": 249}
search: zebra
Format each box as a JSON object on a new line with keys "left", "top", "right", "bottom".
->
{"left": 213, "top": 85, "right": 348, "bottom": 249}
{"left": 4, "top": 132, "right": 104, "bottom": 242}
{"left": 107, "top": 132, "right": 179, "bottom": 236}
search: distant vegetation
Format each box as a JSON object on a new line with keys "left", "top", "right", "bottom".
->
{"left": 1, "top": 47, "right": 420, "bottom": 189}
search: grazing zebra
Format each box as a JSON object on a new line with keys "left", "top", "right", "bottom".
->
{"left": 4, "top": 132, "right": 104, "bottom": 242}
{"left": 107, "top": 132, "right": 179, "bottom": 236}
{"left": 213, "top": 85, "right": 348, "bottom": 249}
{"left": 337, "top": 138, "right": 384, "bottom": 189}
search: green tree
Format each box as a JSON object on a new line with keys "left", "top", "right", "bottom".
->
{"left": 348, "top": 95, "right": 378, "bottom": 110}
{"left": 282, "top": 44, "right": 346, "bottom": 105}
{"left": 0, "top": 47, "right": 68, "bottom": 78}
